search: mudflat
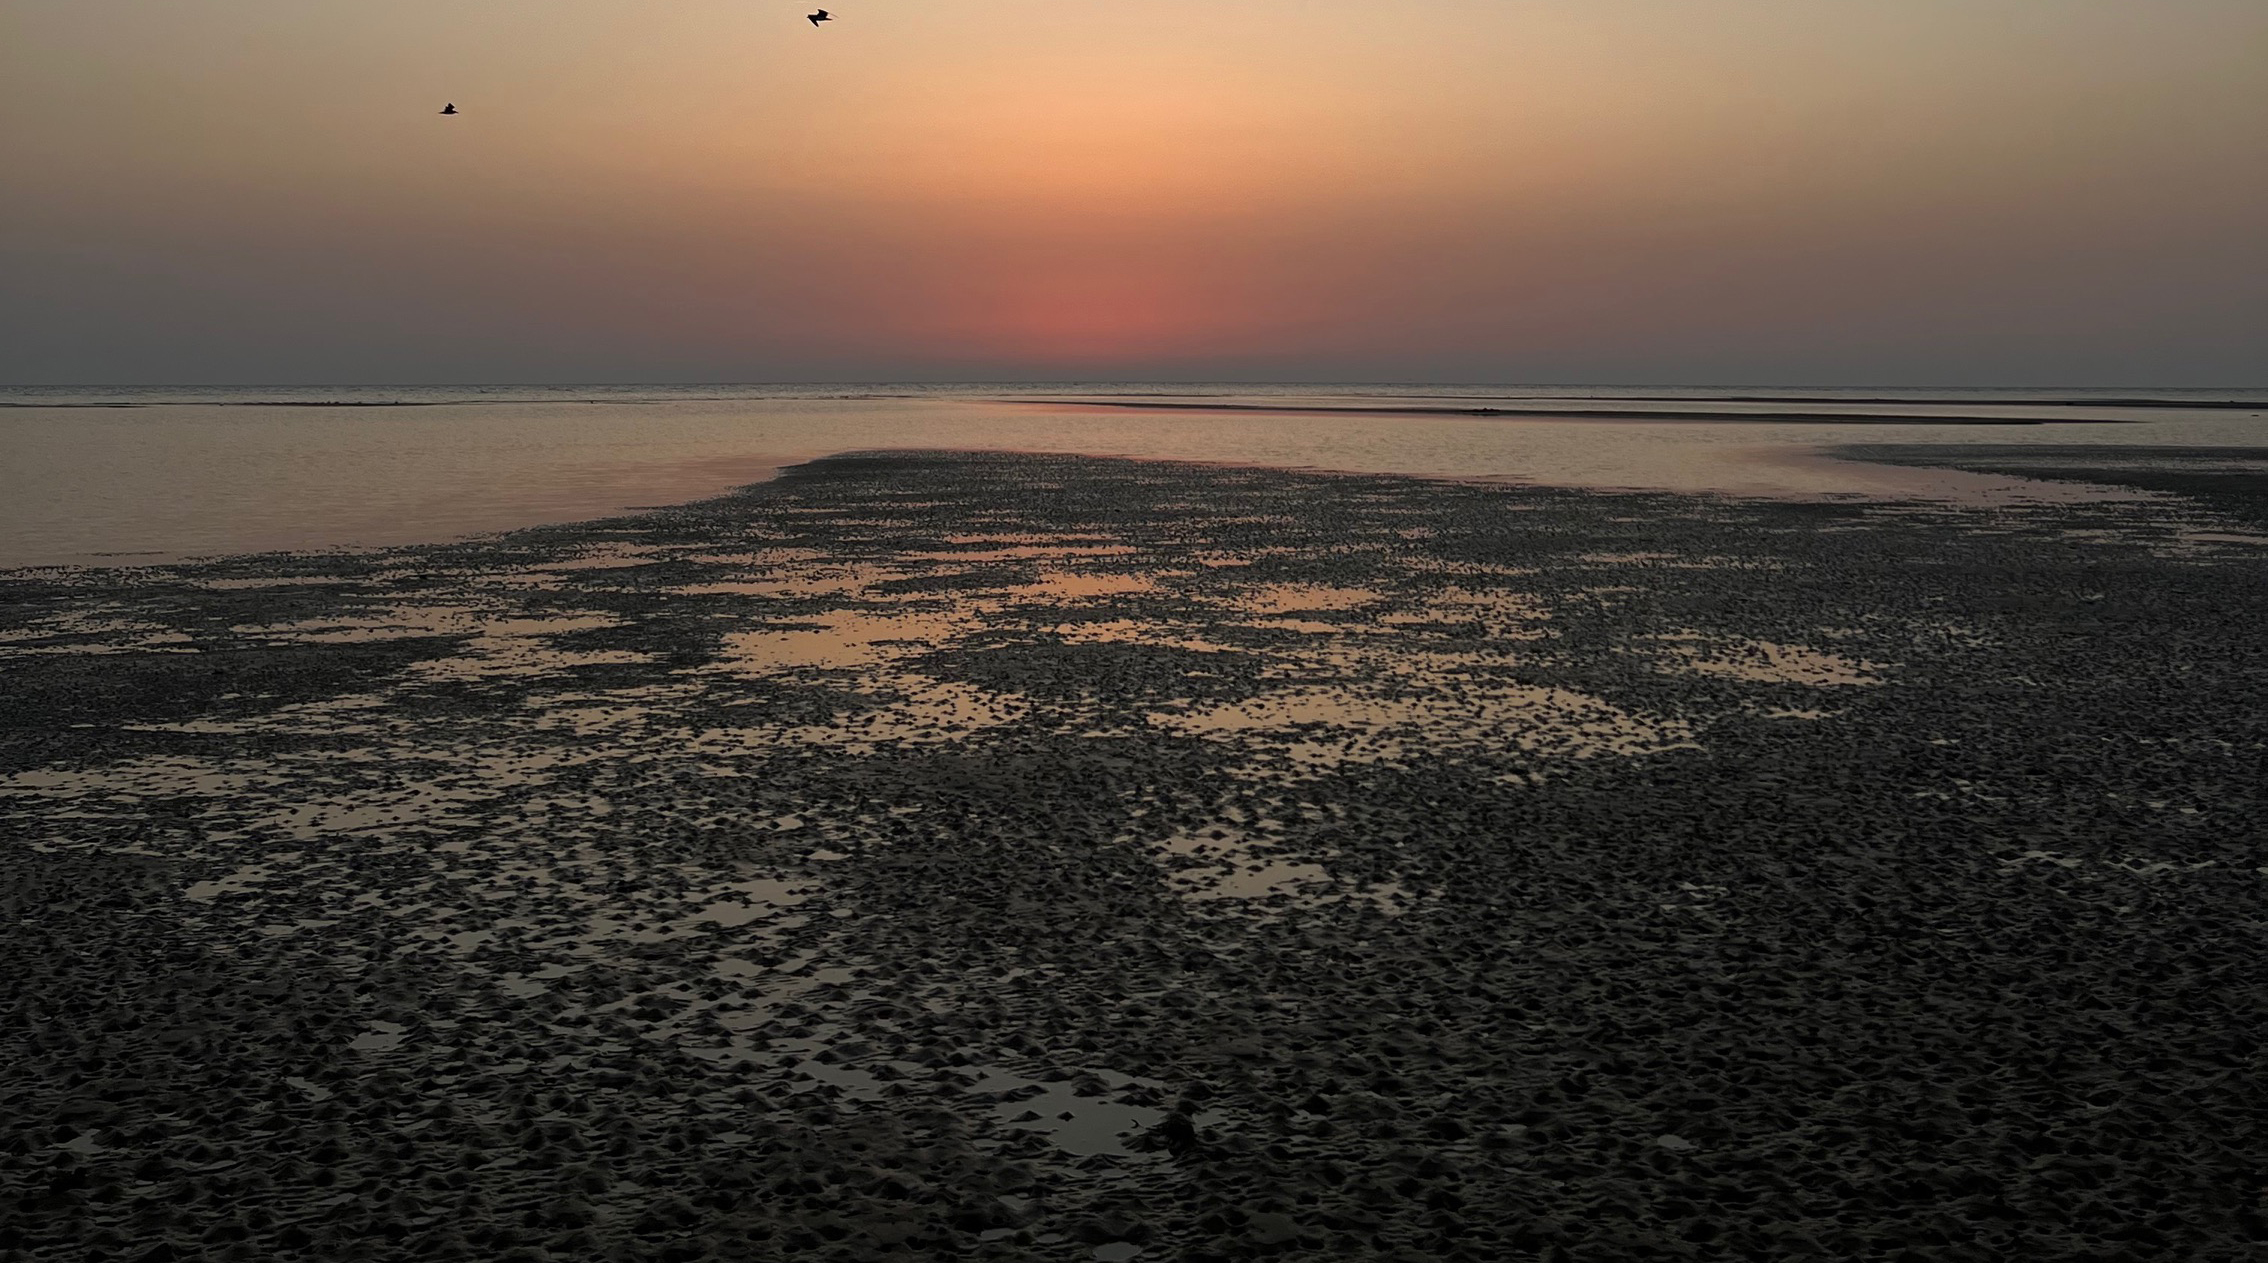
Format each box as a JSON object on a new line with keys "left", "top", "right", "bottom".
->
{"left": 3, "top": 450, "right": 2264, "bottom": 1261}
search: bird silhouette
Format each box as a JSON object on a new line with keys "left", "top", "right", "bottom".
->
{"left": 440, "top": 103, "right": 458, "bottom": 115}
{"left": 808, "top": 9, "right": 830, "bottom": 25}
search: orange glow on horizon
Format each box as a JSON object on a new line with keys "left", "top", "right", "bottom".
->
{"left": 929, "top": 271, "right": 1254, "bottom": 363}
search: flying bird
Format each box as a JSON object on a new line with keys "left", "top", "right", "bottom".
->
{"left": 808, "top": 9, "right": 830, "bottom": 25}
{"left": 440, "top": 103, "right": 458, "bottom": 115}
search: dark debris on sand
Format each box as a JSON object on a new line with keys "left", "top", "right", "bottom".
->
{"left": 3, "top": 450, "right": 2265, "bottom": 1261}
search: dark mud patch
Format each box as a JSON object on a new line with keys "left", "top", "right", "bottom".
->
{"left": 1844, "top": 443, "right": 2268, "bottom": 528}
{"left": 0, "top": 637, "right": 464, "bottom": 728}
{"left": 919, "top": 638, "right": 1267, "bottom": 703}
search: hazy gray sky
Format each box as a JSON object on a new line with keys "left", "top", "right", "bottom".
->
{"left": 3, "top": 0, "right": 2263, "bottom": 384}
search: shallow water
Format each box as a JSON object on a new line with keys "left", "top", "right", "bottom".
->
{"left": 2, "top": 383, "right": 2261, "bottom": 566}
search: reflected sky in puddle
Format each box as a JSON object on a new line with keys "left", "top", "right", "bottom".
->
{"left": 719, "top": 610, "right": 964, "bottom": 671}
{"left": 1025, "top": 570, "right": 1162, "bottom": 600}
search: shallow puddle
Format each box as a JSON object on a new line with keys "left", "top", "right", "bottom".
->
{"left": 719, "top": 610, "right": 963, "bottom": 672}
{"left": 1027, "top": 570, "right": 1161, "bottom": 600}
{"left": 1234, "top": 584, "right": 1384, "bottom": 614}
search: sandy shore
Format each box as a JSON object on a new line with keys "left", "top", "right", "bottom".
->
{"left": 3, "top": 450, "right": 2265, "bottom": 1261}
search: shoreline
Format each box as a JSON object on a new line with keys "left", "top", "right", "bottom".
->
{"left": 0, "top": 437, "right": 2189, "bottom": 573}
{"left": 1016, "top": 398, "right": 2147, "bottom": 424}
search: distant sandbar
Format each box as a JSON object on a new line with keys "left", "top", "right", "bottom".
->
{"left": 1018, "top": 399, "right": 2140, "bottom": 425}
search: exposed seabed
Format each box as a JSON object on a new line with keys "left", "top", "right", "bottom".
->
{"left": 3, "top": 449, "right": 2264, "bottom": 1261}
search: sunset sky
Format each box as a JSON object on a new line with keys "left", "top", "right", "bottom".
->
{"left": 3, "top": 0, "right": 2263, "bottom": 384}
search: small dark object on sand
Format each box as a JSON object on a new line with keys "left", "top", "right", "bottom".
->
{"left": 1141, "top": 1112, "right": 1203, "bottom": 1158}
{"left": 439, "top": 103, "right": 457, "bottom": 115}
{"left": 808, "top": 9, "right": 830, "bottom": 24}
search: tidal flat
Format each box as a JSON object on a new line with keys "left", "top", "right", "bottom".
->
{"left": 2, "top": 450, "right": 2264, "bottom": 1261}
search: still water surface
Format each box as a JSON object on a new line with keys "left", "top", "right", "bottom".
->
{"left": 3, "top": 384, "right": 2262, "bottom": 567}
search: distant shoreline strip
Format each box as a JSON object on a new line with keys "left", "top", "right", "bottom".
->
{"left": 1015, "top": 400, "right": 2146, "bottom": 425}
{"left": 1396, "top": 394, "right": 2265, "bottom": 410}
{"left": 0, "top": 395, "right": 929, "bottom": 409}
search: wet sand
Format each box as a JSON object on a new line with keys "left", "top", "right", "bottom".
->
{"left": 3, "top": 449, "right": 2265, "bottom": 1261}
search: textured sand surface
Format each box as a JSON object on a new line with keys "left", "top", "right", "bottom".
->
{"left": 3, "top": 451, "right": 2264, "bottom": 1261}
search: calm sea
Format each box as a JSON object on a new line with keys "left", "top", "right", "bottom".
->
{"left": 3, "top": 383, "right": 2262, "bottom": 567}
